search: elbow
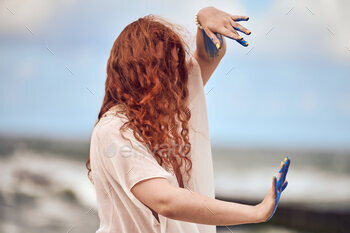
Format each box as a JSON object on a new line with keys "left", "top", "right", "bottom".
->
{"left": 158, "top": 204, "right": 175, "bottom": 219}
{"left": 156, "top": 189, "right": 182, "bottom": 219}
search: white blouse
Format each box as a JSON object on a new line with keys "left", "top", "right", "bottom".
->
{"left": 89, "top": 55, "right": 215, "bottom": 233}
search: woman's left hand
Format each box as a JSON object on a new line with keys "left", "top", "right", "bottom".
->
{"left": 255, "top": 156, "right": 290, "bottom": 222}
{"left": 197, "top": 6, "right": 251, "bottom": 48}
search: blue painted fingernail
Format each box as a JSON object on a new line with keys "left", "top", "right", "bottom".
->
{"left": 237, "top": 39, "right": 248, "bottom": 47}
{"left": 233, "top": 26, "right": 251, "bottom": 35}
{"left": 235, "top": 16, "right": 249, "bottom": 22}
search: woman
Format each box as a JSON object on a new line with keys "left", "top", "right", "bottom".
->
{"left": 87, "top": 6, "right": 290, "bottom": 233}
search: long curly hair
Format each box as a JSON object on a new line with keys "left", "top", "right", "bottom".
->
{"left": 86, "top": 15, "right": 194, "bottom": 188}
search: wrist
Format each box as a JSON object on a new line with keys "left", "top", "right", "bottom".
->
{"left": 195, "top": 8, "right": 206, "bottom": 30}
{"left": 195, "top": 14, "right": 203, "bottom": 30}
{"left": 195, "top": 7, "right": 209, "bottom": 29}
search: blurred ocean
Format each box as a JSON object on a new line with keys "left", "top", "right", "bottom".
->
{"left": 0, "top": 136, "right": 349, "bottom": 233}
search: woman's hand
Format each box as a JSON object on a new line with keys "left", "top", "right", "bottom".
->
{"left": 197, "top": 6, "right": 251, "bottom": 49}
{"left": 255, "top": 156, "right": 291, "bottom": 223}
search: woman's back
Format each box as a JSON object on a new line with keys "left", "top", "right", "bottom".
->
{"left": 89, "top": 56, "right": 215, "bottom": 233}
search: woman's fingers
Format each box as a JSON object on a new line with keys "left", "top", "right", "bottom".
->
{"left": 284, "top": 157, "right": 291, "bottom": 174}
{"left": 231, "top": 15, "right": 249, "bottom": 22}
{"left": 277, "top": 164, "right": 284, "bottom": 181}
{"left": 280, "top": 158, "right": 290, "bottom": 183}
{"left": 220, "top": 26, "right": 249, "bottom": 47}
{"left": 231, "top": 21, "right": 251, "bottom": 35}
{"left": 203, "top": 26, "right": 221, "bottom": 49}
{"left": 276, "top": 157, "right": 291, "bottom": 191}
{"left": 227, "top": 19, "right": 244, "bottom": 40}
{"left": 228, "top": 19, "right": 249, "bottom": 46}
{"left": 281, "top": 180, "right": 288, "bottom": 192}
{"left": 236, "top": 39, "right": 249, "bottom": 47}
{"left": 221, "top": 25, "right": 242, "bottom": 40}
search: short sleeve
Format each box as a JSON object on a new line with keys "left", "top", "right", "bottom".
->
{"left": 96, "top": 117, "right": 175, "bottom": 192}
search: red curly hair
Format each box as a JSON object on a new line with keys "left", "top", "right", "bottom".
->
{"left": 87, "top": 15, "right": 194, "bottom": 188}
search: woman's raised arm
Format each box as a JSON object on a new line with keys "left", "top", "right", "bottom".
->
{"left": 194, "top": 6, "right": 251, "bottom": 86}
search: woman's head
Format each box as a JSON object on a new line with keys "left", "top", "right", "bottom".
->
{"left": 87, "top": 15, "right": 193, "bottom": 187}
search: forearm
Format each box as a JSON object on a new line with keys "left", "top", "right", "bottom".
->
{"left": 165, "top": 187, "right": 260, "bottom": 226}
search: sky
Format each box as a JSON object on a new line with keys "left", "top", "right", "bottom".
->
{"left": 1, "top": 0, "right": 350, "bottom": 150}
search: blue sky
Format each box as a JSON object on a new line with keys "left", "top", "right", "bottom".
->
{"left": 1, "top": 0, "right": 349, "bottom": 150}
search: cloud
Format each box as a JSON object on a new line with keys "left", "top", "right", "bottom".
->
{"left": 242, "top": 0, "right": 350, "bottom": 61}
{"left": 0, "top": 0, "right": 80, "bottom": 35}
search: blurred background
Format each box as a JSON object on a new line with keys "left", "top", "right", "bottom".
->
{"left": 1, "top": 0, "right": 349, "bottom": 232}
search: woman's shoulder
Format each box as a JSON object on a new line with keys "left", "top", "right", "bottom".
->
{"left": 93, "top": 106, "right": 127, "bottom": 140}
